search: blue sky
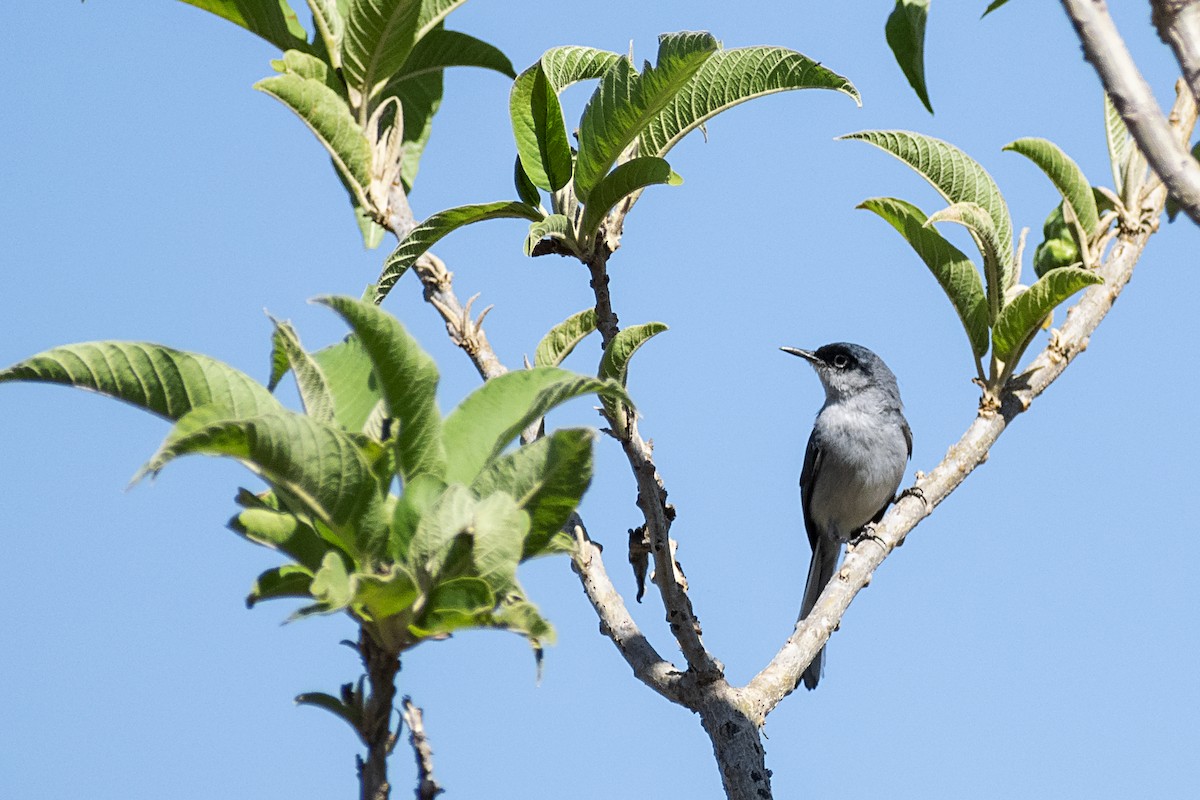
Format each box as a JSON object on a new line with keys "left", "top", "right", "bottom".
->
{"left": 2, "top": 2, "right": 1197, "bottom": 798}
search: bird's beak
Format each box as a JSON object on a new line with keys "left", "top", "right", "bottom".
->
{"left": 780, "top": 346, "right": 818, "bottom": 364}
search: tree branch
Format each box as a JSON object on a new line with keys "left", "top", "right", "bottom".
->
{"left": 1152, "top": 0, "right": 1200, "bottom": 107}
{"left": 358, "top": 631, "right": 401, "bottom": 800}
{"left": 742, "top": 80, "right": 1197, "bottom": 722}
{"left": 1061, "top": 0, "right": 1200, "bottom": 225}
{"left": 400, "top": 696, "right": 443, "bottom": 800}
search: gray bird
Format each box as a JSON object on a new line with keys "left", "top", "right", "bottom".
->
{"left": 781, "top": 343, "right": 911, "bottom": 690}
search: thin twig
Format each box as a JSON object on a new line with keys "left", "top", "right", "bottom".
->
{"left": 741, "top": 81, "right": 1197, "bottom": 723}
{"left": 358, "top": 631, "right": 401, "bottom": 800}
{"left": 1060, "top": 0, "right": 1200, "bottom": 225}
{"left": 400, "top": 697, "right": 443, "bottom": 800}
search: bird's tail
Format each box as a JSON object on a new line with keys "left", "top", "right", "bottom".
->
{"left": 799, "top": 538, "right": 840, "bottom": 690}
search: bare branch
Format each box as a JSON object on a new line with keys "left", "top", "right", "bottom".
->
{"left": 412, "top": 253, "right": 508, "bottom": 381}
{"left": 358, "top": 632, "right": 401, "bottom": 800}
{"left": 742, "top": 80, "right": 1197, "bottom": 723}
{"left": 1060, "top": 0, "right": 1200, "bottom": 225}
{"left": 400, "top": 697, "right": 444, "bottom": 800}
{"left": 1152, "top": 0, "right": 1200, "bottom": 106}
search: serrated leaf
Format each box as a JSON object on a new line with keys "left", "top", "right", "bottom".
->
{"left": 246, "top": 563, "right": 314, "bottom": 608}
{"left": 574, "top": 32, "right": 719, "bottom": 200}
{"left": 925, "top": 201, "right": 1007, "bottom": 322}
{"left": 441, "top": 368, "right": 630, "bottom": 484}
{"left": 841, "top": 129, "right": 1015, "bottom": 288}
{"left": 598, "top": 322, "right": 667, "bottom": 386}
{"left": 0, "top": 342, "right": 282, "bottom": 421}
{"left": 306, "top": 0, "right": 345, "bottom": 69}
{"left": 859, "top": 197, "right": 989, "bottom": 358}
{"left": 341, "top": 0, "right": 422, "bottom": 114}
{"left": 141, "top": 410, "right": 386, "bottom": 557}
{"left": 270, "top": 318, "right": 336, "bottom": 422}
{"left": 230, "top": 506, "right": 332, "bottom": 571}
{"left": 579, "top": 157, "right": 681, "bottom": 240}
{"left": 533, "top": 308, "right": 597, "bottom": 368}
{"left": 255, "top": 73, "right": 372, "bottom": 205}
{"left": 510, "top": 63, "right": 574, "bottom": 192}
{"left": 312, "top": 335, "right": 383, "bottom": 433}
{"left": 316, "top": 296, "right": 445, "bottom": 482}
{"left": 885, "top": 0, "right": 933, "bottom": 114}
{"left": 523, "top": 214, "right": 577, "bottom": 256}
{"left": 373, "top": 201, "right": 543, "bottom": 301}
{"left": 1003, "top": 137, "right": 1099, "bottom": 238}
{"left": 178, "top": 0, "right": 309, "bottom": 51}
{"left": 471, "top": 428, "right": 594, "bottom": 558}
{"left": 396, "top": 28, "right": 515, "bottom": 81}
{"left": 992, "top": 267, "right": 1103, "bottom": 362}
{"left": 641, "top": 46, "right": 859, "bottom": 157}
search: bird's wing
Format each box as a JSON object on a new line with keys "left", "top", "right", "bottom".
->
{"left": 799, "top": 428, "right": 823, "bottom": 552}
{"left": 902, "top": 418, "right": 913, "bottom": 460}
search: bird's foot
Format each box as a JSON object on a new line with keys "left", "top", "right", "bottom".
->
{"left": 848, "top": 523, "right": 885, "bottom": 550}
{"left": 894, "top": 485, "right": 928, "bottom": 508}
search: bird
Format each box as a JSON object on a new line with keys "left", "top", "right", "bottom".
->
{"left": 781, "top": 342, "right": 911, "bottom": 690}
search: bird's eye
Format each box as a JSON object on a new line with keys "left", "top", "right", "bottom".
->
{"left": 832, "top": 354, "right": 850, "bottom": 369}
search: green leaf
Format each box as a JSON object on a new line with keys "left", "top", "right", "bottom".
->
{"left": 840, "top": 129, "right": 1015, "bottom": 288}
{"left": 295, "top": 690, "right": 362, "bottom": 731}
{"left": 396, "top": 28, "right": 515, "bottom": 81}
{"left": 533, "top": 308, "right": 597, "bottom": 368}
{"left": 1003, "top": 137, "right": 1099, "bottom": 238}
{"left": 1104, "top": 92, "right": 1133, "bottom": 192}
{"left": 992, "top": 267, "right": 1103, "bottom": 362}
{"left": 373, "top": 201, "right": 543, "bottom": 301}
{"left": 441, "top": 368, "right": 630, "bottom": 484}
{"left": 270, "top": 318, "right": 336, "bottom": 423}
{"left": 471, "top": 428, "right": 594, "bottom": 557}
{"left": 413, "top": 576, "right": 494, "bottom": 635}
{"left": 487, "top": 597, "right": 555, "bottom": 648}
{"left": 415, "top": 0, "right": 470, "bottom": 38}
{"left": 141, "top": 411, "right": 387, "bottom": 558}
{"left": 271, "top": 49, "right": 346, "bottom": 97}
{"left": 885, "top": 0, "right": 933, "bottom": 114}
{"left": 859, "top": 197, "right": 989, "bottom": 358}
{"left": 641, "top": 46, "right": 860, "bottom": 157}
{"left": 579, "top": 157, "right": 681, "bottom": 241}
{"left": 0, "top": 341, "right": 282, "bottom": 421}
{"left": 510, "top": 62, "right": 574, "bottom": 192}
{"left": 305, "top": 0, "right": 345, "bottom": 68}
{"left": 178, "top": 0, "right": 309, "bottom": 51}
{"left": 246, "top": 563, "right": 314, "bottom": 608}
{"left": 391, "top": 472, "right": 446, "bottom": 560}
{"left": 470, "top": 492, "right": 528, "bottom": 595}
{"left": 268, "top": 328, "right": 292, "bottom": 392}
{"left": 316, "top": 296, "right": 445, "bottom": 482}
{"left": 255, "top": 73, "right": 372, "bottom": 206}
{"left": 388, "top": 70, "right": 444, "bottom": 191}
{"left": 982, "top": 0, "right": 1012, "bottom": 17}
{"left": 309, "top": 550, "right": 354, "bottom": 609}
{"left": 1033, "top": 202, "right": 1081, "bottom": 277}
{"left": 925, "top": 201, "right": 1008, "bottom": 323}
{"left": 514, "top": 155, "right": 541, "bottom": 206}
{"left": 598, "top": 322, "right": 667, "bottom": 386}
{"left": 354, "top": 563, "right": 420, "bottom": 618}
{"left": 531, "top": 45, "right": 622, "bottom": 92}
{"left": 409, "top": 484, "right": 476, "bottom": 576}
{"left": 341, "top": 0, "right": 422, "bottom": 114}
{"left": 312, "top": 335, "right": 383, "bottom": 433}
{"left": 230, "top": 506, "right": 333, "bottom": 571}
{"left": 574, "top": 32, "right": 719, "bottom": 201}
{"left": 523, "top": 214, "right": 578, "bottom": 257}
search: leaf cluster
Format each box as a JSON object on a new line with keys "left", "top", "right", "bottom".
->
{"left": 0, "top": 298, "right": 634, "bottom": 671}
{"left": 372, "top": 31, "right": 861, "bottom": 301}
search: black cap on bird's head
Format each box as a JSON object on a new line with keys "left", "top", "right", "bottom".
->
{"left": 780, "top": 342, "right": 901, "bottom": 403}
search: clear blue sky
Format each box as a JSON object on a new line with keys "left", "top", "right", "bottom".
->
{"left": 2, "top": 2, "right": 1197, "bottom": 798}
